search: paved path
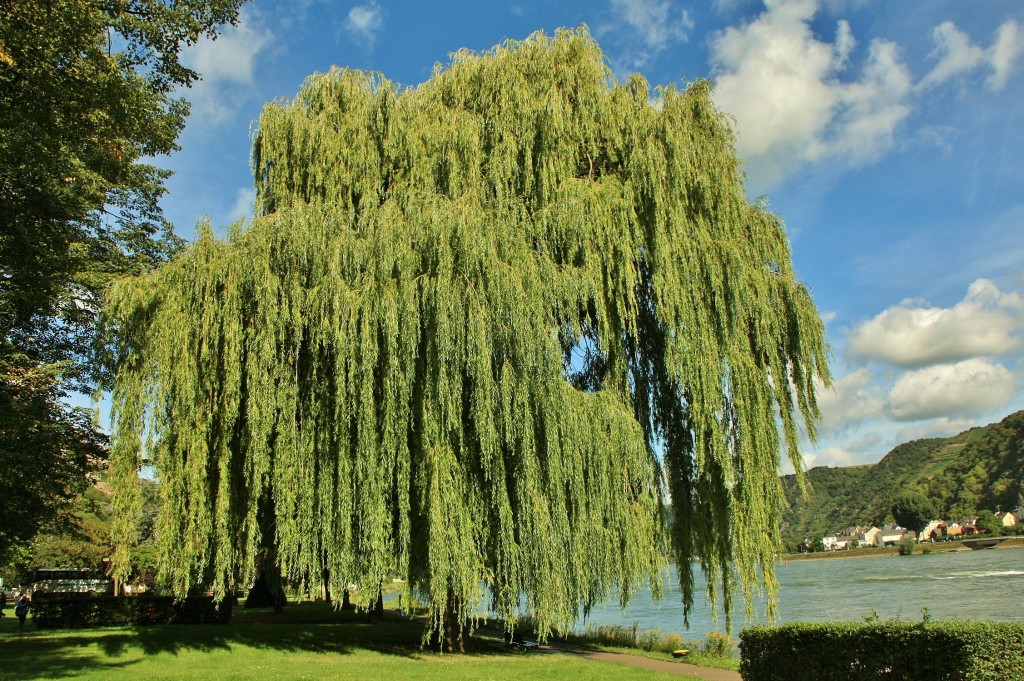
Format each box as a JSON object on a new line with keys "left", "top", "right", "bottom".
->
{"left": 548, "top": 642, "right": 741, "bottom": 681}
{"left": 474, "top": 627, "right": 742, "bottom": 681}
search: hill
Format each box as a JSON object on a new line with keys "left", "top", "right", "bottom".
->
{"left": 779, "top": 410, "right": 1024, "bottom": 548}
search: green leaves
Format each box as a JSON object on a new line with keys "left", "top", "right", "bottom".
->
{"left": 105, "top": 28, "right": 829, "bottom": 641}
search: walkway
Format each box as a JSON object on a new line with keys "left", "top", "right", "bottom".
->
{"left": 473, "top": 626, "right": 742, "bottom": 681}
{"left": 549, "top": 642, "right": 741, "bottom": 681}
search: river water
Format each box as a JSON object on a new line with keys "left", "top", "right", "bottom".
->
{"left": 572, "top": 547, "right": 1024, "bottom": 642}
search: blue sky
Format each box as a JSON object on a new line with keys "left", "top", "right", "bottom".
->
{"left": 159, "top": 0, "right": 1024, "bottom": 472}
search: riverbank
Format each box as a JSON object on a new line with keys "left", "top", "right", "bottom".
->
{"left": 779, "top": 536, "right": 1024, "bottom": 562}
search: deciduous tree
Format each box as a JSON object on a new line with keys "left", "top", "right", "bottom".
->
{"left": 104, "top": 29, "right": 830, "bottom": 649}
{"left": 891, "top": 492, "right": 937, "bottom": 534}
{"left": 0, "top": 0, "right": 246, "bottom": 562}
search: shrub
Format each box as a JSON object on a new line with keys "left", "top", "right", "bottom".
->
{"left": 700, "top": 631, "right": 735, "bottom": 657}
{"left": 31, "top": 593, "right": 232, "bottom": 629}
{"left": 740, "top": 620, "right": 1024, "bottom": 681}
{"left": 898, "top": 536, "right": 916, "bottom": 555}
{"left": 565, "top": 622, "right": 697, "bottom": 655}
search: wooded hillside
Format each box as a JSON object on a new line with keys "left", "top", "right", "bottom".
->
{"left": 780, "top": 411, "right": 1024, "bottom": 548}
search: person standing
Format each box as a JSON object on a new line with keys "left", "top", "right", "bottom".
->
{"left": 0, "top": 589, "right": 7, "bottom": 617}
{"left": 14, "top": 592, "right": 30, "bottom": 630}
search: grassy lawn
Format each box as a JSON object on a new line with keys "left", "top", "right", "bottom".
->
{"left": 0, "top": 602, "right": 698, "bottom": 680}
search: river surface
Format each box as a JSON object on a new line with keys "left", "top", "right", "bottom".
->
{"left": 569, "top": 547, "right": 1024, "bottom": 642}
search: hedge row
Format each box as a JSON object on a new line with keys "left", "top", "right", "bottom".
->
{"left": 31, "top": 594, "right": 232, "bottom": 629}
{"left": 740, "top": 621, "right": 1024, "bottom": 681}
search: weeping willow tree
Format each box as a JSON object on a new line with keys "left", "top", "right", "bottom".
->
{"left": 102, "top": 27, "right": 829, "bottom": 650}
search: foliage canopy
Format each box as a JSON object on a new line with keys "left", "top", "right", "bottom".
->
{"left": 0, "top": 0, "right": 246, "bottom": 566}
{"left": 891, "top": 493, "right": 938, "bottom": 534}
{"left": 105, "top": 28, "right": 830, "bottom": 642}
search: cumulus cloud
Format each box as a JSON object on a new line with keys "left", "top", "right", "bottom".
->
{"left": 345, "top": 2, "right": 384, "bottom": 46}
{"left": 181, "top": 10, "right": 273, "bottom": 125}
{"left": 847, "top": 279, "right": 1024, "bottom": 368}
{"left": 886, "top": 358, "right": 1016, "bottom": 421}
{"left": 920, "top": 19, "right": 1024, "bottom": 92}
{"left": 799, "top": 445, "right": 857, "bottom": 472}
{"left": 709, "top": 0, "right": 912, "bottom": 187}
{"left": 817, "top": 369, "right": 885, "bottom": 435}
{"left": 893, "top": 416, "right": 978, "bottom": 444}
{"left": 602, "top": 0, "right": 693, "bottom": 70}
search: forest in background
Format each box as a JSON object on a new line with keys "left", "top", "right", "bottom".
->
{"left": 780, "top": 411, "right": 1024, "bottom": 550}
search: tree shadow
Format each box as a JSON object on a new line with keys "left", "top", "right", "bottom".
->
{"left": 0, "top": 605, "right": 515, "bottom": 680}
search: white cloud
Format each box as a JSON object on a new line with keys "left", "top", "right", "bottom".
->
{"left": 817, "top": 369, "right": 885, "bottom": 435}
{"left": 709, "top": 0, "right": 913, "bottom": 187}
{"left": 988, "top": 20, "right": 1024, "bottom": 90}
{"left": 611, "top": 0, "right": 693, "bottom": 52}
{"left": 346, "top": 2, "right": 384, "bottom": 46}
{"left": 886, "top": 358, "right": 1016, "bottom": 421}
{"left": 226, "top": 187, "right": 256, "bottom": 223}
{"left": 181, "top": 10, "right": 273, "bottom": 126}
{"left": 918, "top": 21, "right": 986, "bottom": 90}
{"left": 845, "top": 432, "right": 882, "bottom": 453}
{"left": 893, "top": 416, "right": 977, "bottom": 444}
{"left": 919, "top": 20, "right": 1024, "bottom": 92}
{"left": 602, "top": 0, "right": 693, "bottom": 70}
{"left": 799, "top": 445, "right": 857, "bottom": 471}
{"left": 847, "top": 279, "right": 1024, "bottom": 368}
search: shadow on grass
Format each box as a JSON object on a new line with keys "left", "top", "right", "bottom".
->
{"left": 0, "top": 602, "right": 513, "bottom": 680}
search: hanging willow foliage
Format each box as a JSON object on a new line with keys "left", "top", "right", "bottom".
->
{"left": 102, "top": 27, "right": 830, "bottom": 646}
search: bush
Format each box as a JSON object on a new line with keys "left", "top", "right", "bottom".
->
{"left": 561, "top": 622, "right": 734, "bottom": 659}
{"left": 740, "top": 620, "right": 1024, "bottom": 681}
{"left": 700, "top": 630, "right": 735, "bottom": 657}
{"left": 898, "top": 536, "right": 916, "bottom": 555}
{"left": 31, "top": 593, "right": 232, "bottom": 629}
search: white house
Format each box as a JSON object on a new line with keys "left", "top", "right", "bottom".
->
{"left": 858, "top": 526, "right": 881, "bottom": 546}
{"left": 875, "top": 528, "right": 915, "bottom": 547}
{"left": 919, "top": 519, "right": 945, "bottom": 542}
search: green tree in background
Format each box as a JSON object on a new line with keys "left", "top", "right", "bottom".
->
{"left": 976, "top": 509, "right": 1004, "bottom": 536}
{"left": 891, "top": 492, "right": 938, "bottom": 534}
{"left": 0, "top": 0, "right": 248, "bottom": 566}
{"left": 103, "top": 29, "right": 831, "bottom": 650}
{"left": 0, "top": 355, "right": 105, "bottom": 567}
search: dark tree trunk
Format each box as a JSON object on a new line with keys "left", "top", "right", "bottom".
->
{"left": 245, "top": 564, "right": 286, "bottom": 612}
{"left": 341, "top": 584, "right": 353, "bottom": 609}
{"left": 442, "top": 588, "right": 465, "bottom": 653}
{"left": 368, "top": 580, "right": 385, "bottom": 623}
{"left": 246, "top": 489, "right": 286, "bottom": 613}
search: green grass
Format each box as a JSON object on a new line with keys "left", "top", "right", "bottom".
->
{"left": 550, "top": 622, "right": 739, "bottom": 672}
{"left": 0, "top": 602, "right": 697, "bottom": 680}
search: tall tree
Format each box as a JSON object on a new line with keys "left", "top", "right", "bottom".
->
{"left": 0, "top": 0, "right": 247, "bottom": 561}
{"left": 891, "top": 492, "right": 938, "bottom": 534}
{"left": 1, "top": 0, "right": 247, "bottom": 384}
{"left": 0, "top": 352, "right": 105, "bottom": 567}
{"left": 104, "top": 29, "right": 831, "bottom": 649}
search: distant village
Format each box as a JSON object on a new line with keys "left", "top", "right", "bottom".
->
{"left": 799, "top": 510, "right": 1021, "bottom": 553}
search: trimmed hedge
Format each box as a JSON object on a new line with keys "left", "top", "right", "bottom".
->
{"left": 31, "top": 593, "right": 232, "bottom": 629}
{"left": 740, "top": 621, "right": 1024, "bottom": 681}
